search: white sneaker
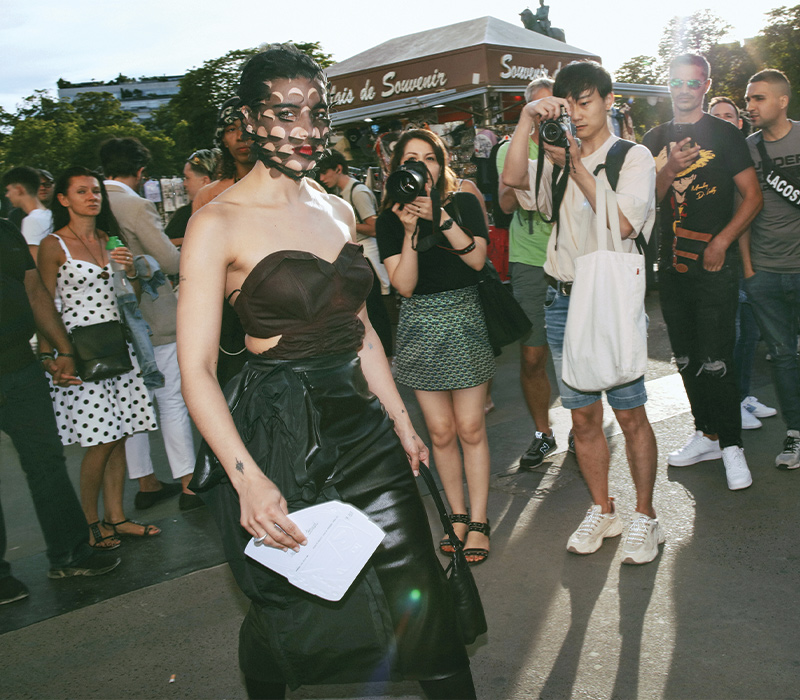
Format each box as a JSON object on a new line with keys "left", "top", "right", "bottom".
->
{"left": 740, "top": 405, "right": 762, "bottom": 430}
{"left": 742, "top": 395, "right": 777, "bottom": 419}
{"left": 567, "top": 503, "right": 623, "bottom": 554}
{"left": 667, "top": 431, "right": 723, "bottom": 467}
{"left": 722, "top": 446, "right": 753, "bottom": 490}
{"left": 621, "top": 514, "right": 664, "bottom": 565}
{"left": 775, "top": 430, "right": 800, "bottom": 470}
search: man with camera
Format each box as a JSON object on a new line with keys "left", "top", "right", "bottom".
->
{"left": 496, "top": 78, "right": 559, "bottom": 469}
{"left": 642, "top": 55, "right": 763, "bottom": 491}
{"left": 503, "top": 61, "right": 661, "bottom": 564}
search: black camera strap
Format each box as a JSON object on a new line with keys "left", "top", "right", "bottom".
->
{"left": 411, "top": 188, "right": 449, "bottom": 252}
{"left": 534, "top": 143, "right": 570, "bottom": 243}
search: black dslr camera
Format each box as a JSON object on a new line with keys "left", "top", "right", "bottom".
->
{"left": 385, "top": 159, "right": 429, "bottom": 204}
{"left": 540, "top": 108, "right": 577, "bottom": 149}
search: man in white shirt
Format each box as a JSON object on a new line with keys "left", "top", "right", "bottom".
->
{"left": 503, "top": 60, "right": 662, "bottom": 564}
{"left": 2, "top": 166, "right": 53, "bottom": 260}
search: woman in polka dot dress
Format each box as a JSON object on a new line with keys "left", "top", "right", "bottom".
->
{"left": 37, "top": 167, "right": 159, "bottom": 550}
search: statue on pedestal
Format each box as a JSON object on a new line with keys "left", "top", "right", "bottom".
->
{"left": 521, "top": 1, "right": 567, "bottom": 43}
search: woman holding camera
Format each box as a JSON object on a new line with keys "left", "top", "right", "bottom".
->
{"left": 376, "top": 129, "right": 494, "bottom": 565}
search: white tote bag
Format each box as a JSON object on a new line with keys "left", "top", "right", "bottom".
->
{"left": 561, "top": 183, "right": 647, "bottom": 392}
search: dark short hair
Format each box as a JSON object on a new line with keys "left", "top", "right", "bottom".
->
{"left": 2, "top": 166, "right": 41, "bottom": 196}
{"left": 749, "top": 68, "right": 791, "bottom": 97}
{"left": 99, "top": 137, "right": 151, "bottom": 178}
{"left": 669, "top": 54, "right": 710, "bottom": 81}
{"left": 238, "top": 43, "right": 325, "bottom": 111}
{"left": 317, "top": 149, "right": 348, "bottom": 174}
{"left": 554, "top": 61, "right": 612, "bottom": 100}
{"left": 51, "top": 166, "right": 121, "bottom": 240}
{"left": 186, "top": 149, "right": 219, "bottom": 179}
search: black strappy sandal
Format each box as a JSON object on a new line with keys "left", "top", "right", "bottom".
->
{"left": 439, "top": 513, "right": 470, "bottom": 554}
{"left": 103, "top": 518, "right": 160, "bottom": 537}
{"left": 463, "top": 520, "right": 491, "bottom": 566}
{"left": 88, "top": 521, "right": 121, "bottom": 550}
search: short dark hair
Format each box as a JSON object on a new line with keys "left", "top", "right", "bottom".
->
{"left": 316, "top": 149, "right": 348, "bottom": 175}
{"left": 2, "top": 166, "right": 41, "bottom": 196}
{"left": 669, "top": 54, "right": 710, "bottom": 81}
{"left": 51, "top": 166, "right": 121, "bottom": 239}
{"left": 238, "top": 43, "right": 325, "bottom": 111}
{"left": 554, "top": 61, "right": 612, "bottom": 100}
{"left": 99, "top": 137, "right": 151, "bottom": 178}
{"left": 749, "top": 68, "right": 791, "bottom": 97}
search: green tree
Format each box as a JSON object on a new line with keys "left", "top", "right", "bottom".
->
{"left": 657, "top": 10, "right": 732, "bottom": 68}
{"left": 755, "top": 4, "right": 800, "bottom": 118}
{"left": 615, "top": 56, "right": 660, "bottom": 85}
{"left": 706, "top": 41, "right": 758, "bottom": 108}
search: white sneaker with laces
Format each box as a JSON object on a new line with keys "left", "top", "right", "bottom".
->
{"left": 621, "top": 514, "right": 664, "bottom": 565}
{"left": 740, "top": 405, "right": 762, "bottom": 430}
{"left": 722, "top": 446, "right": 753, "bottom": 490}
{"left": 742, "top": 395, "right": 777, "bottom": 419}
{"left": 668, "top": 431, "right": 723, "bottom": 467}
{"left": 567, "top": 503, "right": 623, "bottom": 554}
{"left": 775, "top": 430, "right": 800, "bottom": 470}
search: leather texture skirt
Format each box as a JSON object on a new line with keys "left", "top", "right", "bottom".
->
{"left": 190, "top": 351, "right": 469, "bottom": 690}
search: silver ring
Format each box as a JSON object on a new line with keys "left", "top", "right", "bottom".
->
{"left": 254, "top": 534, "right": 267, "bottom": 544}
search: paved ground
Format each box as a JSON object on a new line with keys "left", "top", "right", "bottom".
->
{"left": 1, "top": 291, "right": 799, "bottom": 700}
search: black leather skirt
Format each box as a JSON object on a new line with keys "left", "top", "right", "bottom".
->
{"left": 190, "top": 351, "right": 469, "bottom": 690}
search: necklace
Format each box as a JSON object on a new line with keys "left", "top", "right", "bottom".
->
{"left": 66, "top": 224, "right": 109, "bottom": 279}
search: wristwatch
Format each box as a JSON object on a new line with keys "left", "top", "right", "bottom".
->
{"left": 440, "top": 217, "right": 455, "bottom": 231}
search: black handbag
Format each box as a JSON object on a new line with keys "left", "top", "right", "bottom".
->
{"left": 69, "top": 320, "right": 132, "bottom": 381}
{"left": 476, "top": 260, "right": 532, "bottom": 349}
{"left": 418, "top": 463, "right": 487, "bottom": 645}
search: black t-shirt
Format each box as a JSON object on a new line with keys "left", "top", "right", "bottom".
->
{"left": 376, "top": 191, "right": 488, "bottom": 295}
{"left": 0, "top": 219, "right": 37, "bottom": 369}
{"left": 165, "top": 203, "right": 192, "bottom": 240}
{"left": 643, "top": 113, "right": 754, "bottom": 273}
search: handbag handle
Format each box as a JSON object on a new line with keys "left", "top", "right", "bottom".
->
{"left": 417, "top": 463, "right": 462, "bottom": 551}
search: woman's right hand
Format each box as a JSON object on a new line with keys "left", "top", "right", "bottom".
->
{"left": 392, "top": 202, "right": 418, "bottom": 236}
{"left": 238, "top": 472, "right": 308, "bottom": 552}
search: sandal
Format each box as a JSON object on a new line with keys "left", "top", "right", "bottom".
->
{"left": 88, "top": 521, "right": 121, "bottom": 550}
{"left": 439, "top": 513, "right": 470, "bottom": 554}
{"left": 103, "top": 519, "right": 161, "bottom": 538}
{"left": 463, "top": 520, "right": 491, "bottom": 566}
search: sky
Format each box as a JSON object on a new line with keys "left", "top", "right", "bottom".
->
{"left": 0, "top": 0, "right": 779, "bottom": 114}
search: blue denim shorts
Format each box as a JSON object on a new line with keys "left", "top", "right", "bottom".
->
{"left": 544, "top": 286, "right": 647, "bottom": 411}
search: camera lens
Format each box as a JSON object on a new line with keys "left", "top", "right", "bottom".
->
{"left": 540, "top": 120, "right": 564, "bottom": 145}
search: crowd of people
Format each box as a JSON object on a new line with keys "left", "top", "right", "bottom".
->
{"left": 1, "top": 42, "right": 798, "bottom": 699}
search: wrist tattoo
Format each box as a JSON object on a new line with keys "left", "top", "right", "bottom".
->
{"left": 235, "top": 458, "right": 244, "bottom": 474}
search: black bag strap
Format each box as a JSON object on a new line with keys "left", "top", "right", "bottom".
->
{"left": 592, "top": 139, "right": 636, "bottom": 191}
{"left": 417, "top": 463, "right": 462, "bottom": 551}
{"left": 756, "top": 136, "right": 800, "bottom": 211}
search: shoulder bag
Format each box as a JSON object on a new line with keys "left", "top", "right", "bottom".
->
{"left": 561, "top": 183, "right": 647, "bottom": 392}
{"left": 70, "top": 320, "right": 133, "bottom": 382}
{"left": 418, "top": 463, "right": 487, "bottom": 646}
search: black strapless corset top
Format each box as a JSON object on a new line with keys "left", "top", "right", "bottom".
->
{"left": 233, "top": 242, "right": 374, "bottom": 359}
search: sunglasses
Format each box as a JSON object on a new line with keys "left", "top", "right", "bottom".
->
{"left": 669, "top": 79, "right": 705, "bottom": 89}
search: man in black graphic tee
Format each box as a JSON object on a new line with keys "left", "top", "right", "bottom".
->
{"left": 643, "top": 54, "right": 763, "bottom": 490}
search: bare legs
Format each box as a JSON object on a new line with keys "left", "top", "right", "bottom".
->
{"left": 571, "top": 401, "right": 657, "bottom": 518}
{"left": 415, "top": 382, "right": 491, "bottom": 559}
{"left": 80, "top": 437, "right": 160, "bottom": 545}
{"left": 521, "top": 344, "right": 552, "bottom": 433}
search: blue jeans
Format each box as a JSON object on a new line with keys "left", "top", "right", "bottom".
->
{"left": 0, "top": 361, "right": 92, "bottom": 577}
{"left": 733, "top": 280, "right": 761, "bottom": 400}
{"left": 544, "top": 287, "right": 648, "bottom": 410}
{"left": 744, "top": 270, "right": 800, "bottom": 431}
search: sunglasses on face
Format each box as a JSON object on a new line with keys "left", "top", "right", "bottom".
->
{"left": 669, "top": 79, "right": 704, "bottom": 89}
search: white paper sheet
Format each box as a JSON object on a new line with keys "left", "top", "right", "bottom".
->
{"left": 244, "top": 500, "right": 386, "bottom": 601}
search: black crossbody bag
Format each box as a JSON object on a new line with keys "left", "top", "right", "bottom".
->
{"left": 756, "top": 136, "right": 800, "bottom": 210}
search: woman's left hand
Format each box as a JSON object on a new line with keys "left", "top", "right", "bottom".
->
{"left": 409, "top": 196, "right": 434, "bottom": 221}
{"left": 395, "top": 425, "right": 430, "bottom": 476}
{"left": 109, "top": 246, "right": 136, "bottom": 277}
